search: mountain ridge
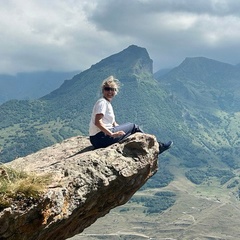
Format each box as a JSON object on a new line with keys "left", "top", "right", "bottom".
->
{"left": 89, "top": 45, "right": 153, "bottom": 76}
{"left": 161, "top": 56, "right": 240, "bottom": 87}
{"left": 157, "top": 56, "right": 240, "bottom": 112}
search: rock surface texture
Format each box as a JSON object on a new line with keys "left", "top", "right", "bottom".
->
{"left": 0, "top": 133, "right": 159, "bottom": 240}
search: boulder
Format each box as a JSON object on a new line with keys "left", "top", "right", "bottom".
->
{"left": 0, "top": 133, "right": 159, "bottom": 240}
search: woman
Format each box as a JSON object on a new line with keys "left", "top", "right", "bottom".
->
{"left": 89, "top": 76, "right": 173, "bottom": 154}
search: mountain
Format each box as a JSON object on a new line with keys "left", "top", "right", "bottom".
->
{"left": 0, "top": 71, "right": 79, "bottom": 104}
{"left": 156, "top": 57, "right": 239, "bottom": 169}
{"left": 158, "top": 57, "right": 240, "bottom": 112}
{"left": 1, "top": 46, "right": 240, "bottom": 239}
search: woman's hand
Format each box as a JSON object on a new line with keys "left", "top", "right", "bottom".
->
{"left": 112, "top": 130, "right": 125, "bottom": 138}
{"left": 95, "top": 114, "right": 125, "bottom": 138}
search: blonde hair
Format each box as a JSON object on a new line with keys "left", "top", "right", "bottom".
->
{"left": 101, "top": 75, "right": 120, "bottom": 94}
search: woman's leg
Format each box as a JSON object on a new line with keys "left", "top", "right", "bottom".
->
{"left": 112, "top": 122, "right": 143, "bottom": 141}
{"left": 90, "top": 123, "right": 173, "bottom": 153}
{"left": 90, "top": 122, "right": 143, "bottom": 149}
{"left": 90, "top": 132, "right": 115, "bottom": 148}
{"left": 115, "top": 123, "right": 173, "bottom": 153}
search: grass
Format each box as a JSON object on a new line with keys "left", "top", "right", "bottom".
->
{"left": 0, "top": 164, "right": 52, "bottom": 210}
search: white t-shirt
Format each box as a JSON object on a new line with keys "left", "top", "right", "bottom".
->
{"left": 89, "top": 98, "right": 115, "bottom": 136}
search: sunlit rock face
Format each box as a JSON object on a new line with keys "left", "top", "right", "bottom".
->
{"left": 0, "top": 133, "right": 159, "bottom": 240}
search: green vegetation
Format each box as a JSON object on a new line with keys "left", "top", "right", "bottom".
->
{"left": 185, "top": 168, "right": 235, "bottom": 185}
{"left": 227, "top": 179, "right": 239, "bottom": 189}
{"left": 0, "top": 164, "right": 52, "bottom": 210}
{"left": 131, "top": 191, "right": 176, "bottom": 214}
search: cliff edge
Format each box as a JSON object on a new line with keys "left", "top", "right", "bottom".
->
{"left": 0, "top": 133, "right": 159, "bottom": 240}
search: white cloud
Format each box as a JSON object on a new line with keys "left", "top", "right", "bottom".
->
{"left": 0, "top": 0, "right": 109, "bottom": 73}
{"left": 1, "top": 0, "right": 240, "bottom": 74}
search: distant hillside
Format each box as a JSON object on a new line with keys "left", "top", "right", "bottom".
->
{"left": 156, "top": 56, "right": 240, "bottom": 169}
{"left": 0, "top": 71, "right": 79, "bottom": 104}
{"left": 158, "top": 57, "right": 240, "bottom": 111}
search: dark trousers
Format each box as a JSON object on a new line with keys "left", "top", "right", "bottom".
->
{"left": 90, "top": 122, "right": 143, "bottom": 149}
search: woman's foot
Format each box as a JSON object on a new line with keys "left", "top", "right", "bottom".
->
{"left": 159, "top": 141, "right": 173, "bottom": 154}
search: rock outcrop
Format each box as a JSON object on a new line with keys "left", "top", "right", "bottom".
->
{"left": 0, "top": 133, "right": 159, "bottom": 240}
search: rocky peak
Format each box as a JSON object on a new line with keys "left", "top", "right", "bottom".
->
{"left": 0, "top": 133, "right": 159, "bottom": 240}
{"left": 90, "top": 45, "right": 153, "bottom": 77}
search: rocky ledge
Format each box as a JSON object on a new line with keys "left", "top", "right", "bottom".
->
{"left": 0, "top": 133, "right": 159, "bottom": 240}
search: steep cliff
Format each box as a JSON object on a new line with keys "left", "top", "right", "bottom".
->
{"left": 0, "top": 133, "right": 159, "bottom": 240}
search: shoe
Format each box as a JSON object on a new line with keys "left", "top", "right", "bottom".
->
{"left": 159, "top": 141, "right": 173, "bottom": 154}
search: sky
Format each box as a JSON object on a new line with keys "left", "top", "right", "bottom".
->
{"left": 1, "top": 0, "right": 240, "bottom": 75}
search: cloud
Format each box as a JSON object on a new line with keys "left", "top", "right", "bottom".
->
{"left": 1, "top": 0, "right": 240, "bottom": 74}
{"left": 0, "top": 0, "right": 109, "bottom": 74}
{"left": 87, "top": 0, "right": 240, "bottom": 67}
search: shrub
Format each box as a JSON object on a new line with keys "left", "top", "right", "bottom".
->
{"left": 0, "top": 164, "right": 52, "bottom": 210}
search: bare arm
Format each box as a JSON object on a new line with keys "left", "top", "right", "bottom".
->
{"left": 95, "top": 114, "right": 125, "bottom": 137}
{"left": 113, "top": 121, "right": 119, "bottom": 127}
